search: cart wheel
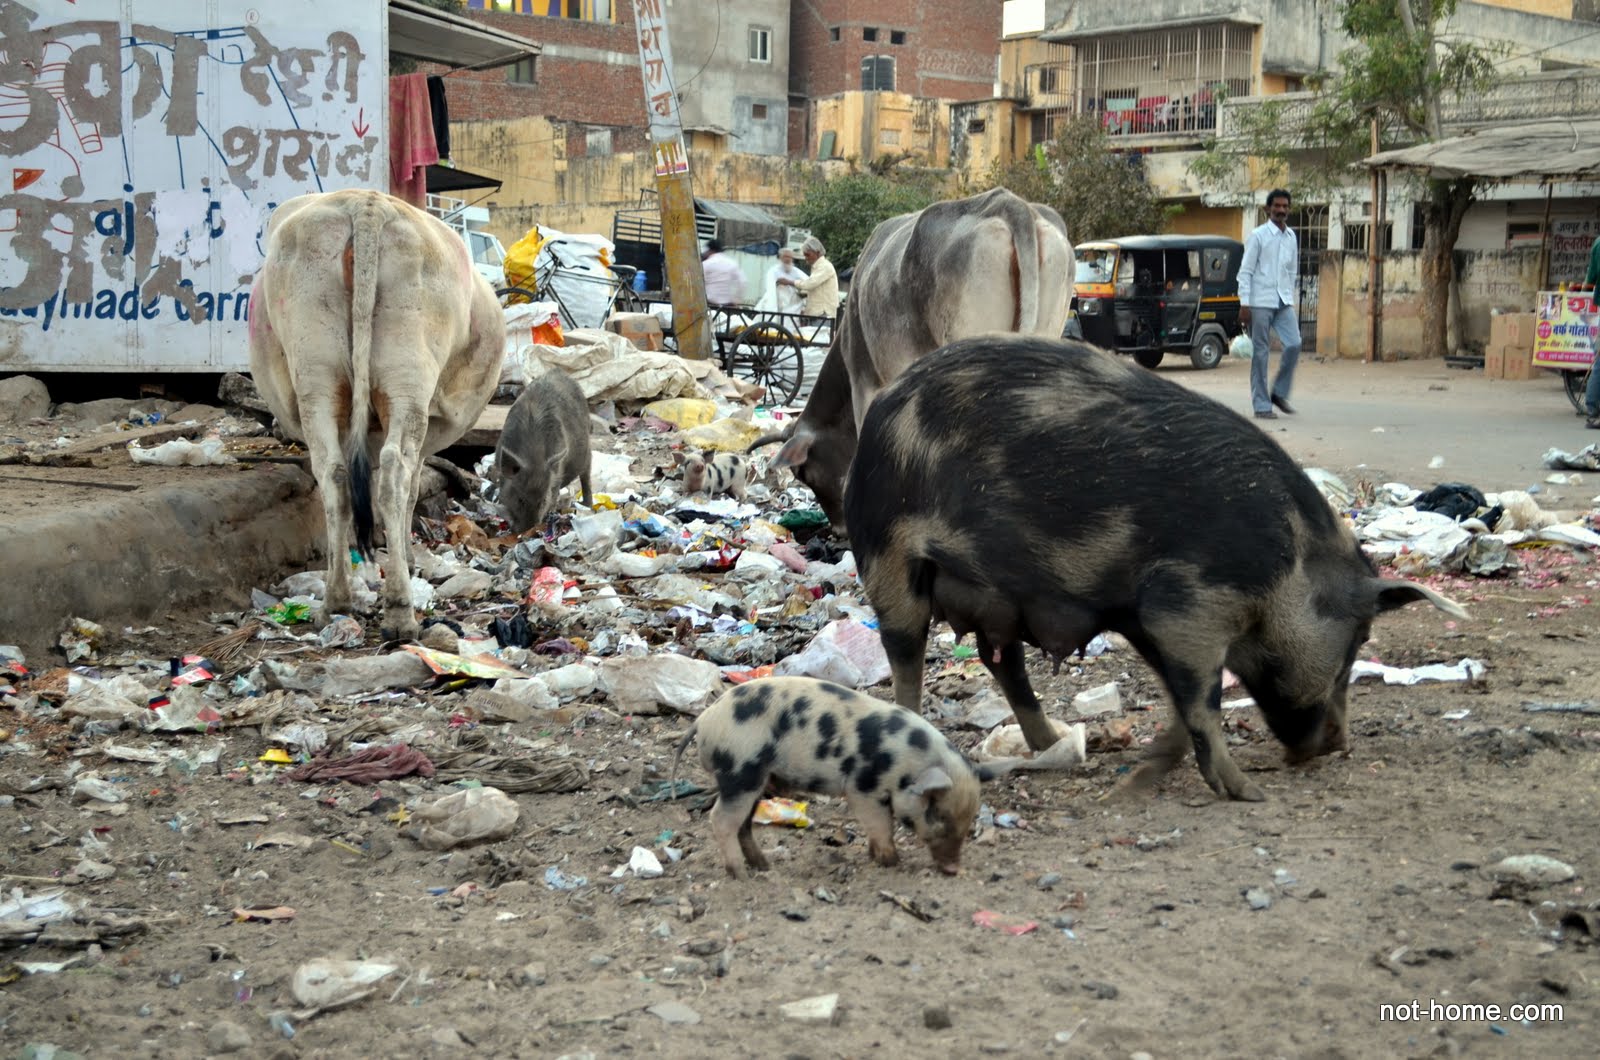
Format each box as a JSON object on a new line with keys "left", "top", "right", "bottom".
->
{"left": 497, "top": 285, "right": 538, "bottom": 309}
{"left": 1563, "top": 366, "right": 1592, "bottom": 415}
{"left": 614, "top": 289, "right": 648, "bottom": 315}
{"left": 1133, "top": 349, "right": 1164, "bottom": 370}
{"left": 730, "top": 321, "right": 805, "bottom": 405}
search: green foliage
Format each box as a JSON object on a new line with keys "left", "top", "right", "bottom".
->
{"left": 785, "top": 171, "right": 941, "bottom": 271}
{"left": 978, "top": 114, "right": 1177, "bottom": 242}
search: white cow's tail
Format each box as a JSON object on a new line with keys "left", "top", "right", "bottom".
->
{"left": 1010, "top": 202, "right": 1044, "bottom": 334}
{"left": 345, "top": 196, "right": 382, "bottom": 558}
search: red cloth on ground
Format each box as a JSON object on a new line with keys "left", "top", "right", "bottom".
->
{"left": 286, "top": 743, "right": 436, "bottom": 784}
{"left": 389, "top": 73, "right": 438, "bottom": 206}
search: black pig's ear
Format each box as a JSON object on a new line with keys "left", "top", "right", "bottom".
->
{"left": 1373, "top": 579, "right": 1469, "bottom": 619}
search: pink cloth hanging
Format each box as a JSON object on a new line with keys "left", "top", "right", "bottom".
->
{"left": 389, "top": 73, "right": 438, "bottom": 206}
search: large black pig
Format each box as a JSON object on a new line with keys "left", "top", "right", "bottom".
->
{"left": 844, "top": 335, "right": 1466, "bottom": 802}
{"left": 493, "top": 370, "right": 592, "bottom": 532}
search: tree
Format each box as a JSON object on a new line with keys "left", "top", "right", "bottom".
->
{"left": 785, "top": 171, "right": 941, "bottom": 271}
{"left": 979, "top": 115, "right": 1177, "bottom": 242}
{"left": 1192, "top": 0, "right": 1500, "bottom": 358}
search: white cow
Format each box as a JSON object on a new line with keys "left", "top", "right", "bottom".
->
{"left": 248, "top": 189, "right": 502, "bottom": 640}
{"left": 754, "top": 187, "right": 1073, "bottom": 527}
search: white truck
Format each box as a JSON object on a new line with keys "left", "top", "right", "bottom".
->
{"left": 427, "top": 194, "right": 508, "bottom": 292}
{"left": 0, "top": 0, "right": 388, "bottom": 373}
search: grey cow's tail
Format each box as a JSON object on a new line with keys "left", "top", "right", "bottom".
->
{"left": 345, "top": 196, "right": 383, "bottom": 557}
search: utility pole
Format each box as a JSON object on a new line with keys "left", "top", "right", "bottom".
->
{"left": 633, "top": 0, "right": 710, "bottom": 359}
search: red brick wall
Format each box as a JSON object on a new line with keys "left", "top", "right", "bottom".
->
{"left": 417, "top": 7, "right": 650, "bottom": 147}
{"left": 790, "top": 0, "right": 1000, "bottom": 101}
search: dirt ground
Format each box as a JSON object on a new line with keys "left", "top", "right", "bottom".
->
{"left": 1, "top": 360, "right": 1598, "bottom": 1059}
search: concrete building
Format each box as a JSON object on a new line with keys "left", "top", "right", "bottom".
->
{"left": 994, "top": 0, "right": 1600, "bottom": 355}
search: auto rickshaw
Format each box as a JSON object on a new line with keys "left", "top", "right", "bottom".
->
{"left": 1065, "top": 234, "right": 1244, "bottom": 370}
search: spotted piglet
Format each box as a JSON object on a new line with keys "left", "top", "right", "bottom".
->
{"left": 672, "top": 677, "right": 1006, "bottom": 877}
{"left": 672, "top": 449, "right": 751, "bottom": 501}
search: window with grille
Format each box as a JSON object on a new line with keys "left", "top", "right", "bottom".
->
{"left": 861, "top": 55, "right": 894, "bottom": 92}
{"left": 507, "top": 57, "right": 536, "bottom": 84}
{"left": 752, "top": 103, "right": 768, "bottom": 120}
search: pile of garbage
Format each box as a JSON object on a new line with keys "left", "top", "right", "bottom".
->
{"left": 1304, "top": 461, "right": 1600, "bottom": 579}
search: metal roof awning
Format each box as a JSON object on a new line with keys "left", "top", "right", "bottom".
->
{"left": 1359, "top": 119, "right": 1600, "bottom": 181}
{"left": 694, "top": 198, "right": 787, "bottom": 248}
{"left": 425, "top": 163, "right": 502, "bottom": 195}
{"left": 1042, "top": 12, "right": 1260, "bottom": 43}
{"left": 389, "top": 0, "right": 539, "bottom": 71}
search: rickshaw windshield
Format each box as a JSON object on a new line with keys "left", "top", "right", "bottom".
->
{"left": 1075, "top": 249, "right": 1117, "bottom": 284}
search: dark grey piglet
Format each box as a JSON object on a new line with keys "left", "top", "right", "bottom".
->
{"left": 845, "top": 335, "right": 1466, "bottom": 803}
{"left": 494, "top": 370, "right": 592, "bottom": 532}
{"left": 672, "top": 677, "right": 1006, "bottom": 877}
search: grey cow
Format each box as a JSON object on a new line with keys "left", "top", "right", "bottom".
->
{"left": 751, "top": 187, "right": 1073, "bottom": 528}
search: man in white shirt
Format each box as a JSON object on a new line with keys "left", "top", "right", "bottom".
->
{"left": 1237, "top": 188, "right": 1301, "bottom": 420}
{"left": 701, "top": 240, "right": 747, "bottom": 307}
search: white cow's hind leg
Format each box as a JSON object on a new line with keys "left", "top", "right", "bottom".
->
{"left": 299, "top": 402, "right": 355, "bottom": 623}
{"left": 375, "top": 407, "right": 428, "bottom": 640}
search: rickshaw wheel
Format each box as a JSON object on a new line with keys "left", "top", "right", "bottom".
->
{"left": 1190, "top": 332, "right": 1226, "bottom": 370}
{"left": 730, "top": 321, "right": 806, "bottom": 405}
{"left": 1133, "top": 349, "right": 1164, "bottom": 370}
{"left": 1563, "top": 366, "right": 1591, "bottom": 415}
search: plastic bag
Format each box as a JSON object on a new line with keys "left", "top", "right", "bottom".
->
{"left": 291, "top": 959, "right": 398, "bottom": 1010}
{"left": 1229, "top": 334, "right": 1254, "bottom": 359}
{"left": 129, "top": 436, "right": 233, "bottom": 466}
{"left": 773, "top": 620, "right": 890, "bottom": 688}
{"left": 410, "top": 786, "right": 520, "bottom": 850}
{"left": 641, "top": 397, "right": 719, "bottom": 429}
{"left": 680, "top": 416, "right": 769, "bottom": 453}
{"left": 598, "top": 653, "right": 725, "bottom": 714}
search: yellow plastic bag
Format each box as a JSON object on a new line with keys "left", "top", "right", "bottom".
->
{"left": 680, "top": 416, "right": 769, "bottom": 452}
{"left": 641, "top": 397, "right": 719, "bottom": 428}
{"left": 503, "top": 225, "right": 549, "bottom": 290}
{"left": 754, "top": 797, "right": 810, "bottom": 827}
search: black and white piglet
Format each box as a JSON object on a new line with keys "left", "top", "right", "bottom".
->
{"left": 672, "top": 676, "right": 1005, "bottom": 877}
{"left": 672, "top": 449, "right": 751, "bottom": 501}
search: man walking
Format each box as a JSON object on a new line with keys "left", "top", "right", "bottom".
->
{"left": 1238, "top": 188, "right": 1301, "bottom": 420}
{"left": 1582, "top": 232, "right": 1600, "bottom": 429}
{"left": 701, "top": 240, "right": 746, "bottom": 307}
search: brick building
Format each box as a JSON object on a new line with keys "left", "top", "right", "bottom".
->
{"left": 428, "top": 1, "right": 650, "bottom": 158}
{"left": 788, "top": 0, "right": 1003, "bottom": 101}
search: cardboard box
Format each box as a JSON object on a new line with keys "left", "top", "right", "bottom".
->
{"left": 605, "top": 311, "right": 665, "bottom": 352}
{"left": 1484, "top": 346, "right": 1505, "bottom": 379}
{"left": 1501, "top": 342, "right": 1533, "bottom": 380}
{"left": 1489, "top": 312, "right": 1536, "bottom": 351}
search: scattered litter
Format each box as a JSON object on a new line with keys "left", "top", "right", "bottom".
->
{"left": 408, "top": 786, "right": 520, "bottom": 850}
{"left": 753, "top": 797, "right": 810, "bottom": 827}
{"left": 611, "top": 846, "right": 665, "bottom": 879}
{"left": 1350, "top": 658, "right": 1486, "bottom": 685}
{"left": 129, "top": 436, "right": 233, "bottom": 466}
{"left": 774, "top": 619, "right": 889, "bottom": 688}
{"left": 286, "top": 745, "right": 436, "bottom": 785}
{"left": 291, "top": 958, "right": 397, "bottom": 1011}
{"left": 971, "top": 909, "right": 1039, "bottom": 935}
{"left": 778, "top": 992, "right": 841, "bottom": 1025}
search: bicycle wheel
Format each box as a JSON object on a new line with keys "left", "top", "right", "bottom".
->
{"left": 497, "top": 285, "right": 538, "bottom": 309}
{"left": 1562, "top": 366, "right": 1592, "bottom": 415}
{"left": 729, "top": 321, "right": 805, "bottom": 405}
{"left": 613, "top": 288, "right": 648, "bottom": 315}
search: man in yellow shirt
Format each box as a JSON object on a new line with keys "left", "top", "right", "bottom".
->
{"left": 779, "top": 236, "right": 840, "bottom": 319}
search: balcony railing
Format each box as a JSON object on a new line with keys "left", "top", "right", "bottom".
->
{"left": 1217, "top": 70, "right": 1600, "bottom": 145}
{"left": 1023, "top": 61, "right": 1251, "bottom": 141}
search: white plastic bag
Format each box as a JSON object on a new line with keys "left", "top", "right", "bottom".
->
{"left": 598, "top": 653, "right": 724, "bottom": 714}
{"left": 773, "top": 619, "right": 890, "bottom": 688}
{"left": 410, "top": 786, "right": 520, "bottom": 850}
{"left": 1229, "top": 334, "right": 1254, "bottom": 359}
{"left": 129, "top": 436, "right": 233, "bottom": 466}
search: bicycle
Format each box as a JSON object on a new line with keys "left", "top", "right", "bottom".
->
{"left": 496, "top": 244, "right": 646, "bottom": 325}
{"left": 1560, "top": 363, "right": 1593, "bottom": 415}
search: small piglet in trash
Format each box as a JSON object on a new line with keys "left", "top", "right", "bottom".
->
{"left": 672, "top": 676, "right": 1008, "bottom": 877}
{"left": 494, "top": 370, "right": 592, "bottom": 531}
{"left": 845, "top": 335, "right": 1467, "bottom": 803}
{"left": 673, "top": 449, "right": 751, "bottom": 501}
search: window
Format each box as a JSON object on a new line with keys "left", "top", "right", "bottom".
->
{"left": 585, "top": 126, "right": 612, "bottom": 156}
{"left": 967, "top": 118, "right": 986, "bottom": 134}
{"left": 880, "top": 128, "right": 900, "bottom": 145}
{"left": 752, "top": 103, "right": 768, "bottom": 120}
{"left": 749, "top": 26, "right": 770, "bottom": 63}
{"left": 1203, "top": 249, "right": 1230, "bottom": 281}
{"left": 1038, "top": 66, "right": 1058, "bottom": 93}
{"left": 829, "top": 27, "right": 840, "bottom": 42}
{"left": 861, "top": 55, "right": 894, "bottom": 92}
{"left": 863, "top": 27, "right": 878, "bottom": 42}
{"left": 507, "top": 56, "right": 536, "bottom": 85}
{"left": 890, "top": 30, "right": 905, "bottom": 45}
